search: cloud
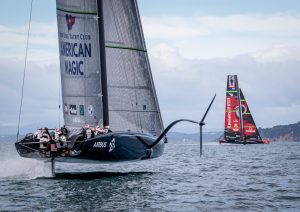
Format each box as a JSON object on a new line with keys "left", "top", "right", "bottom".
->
{"left": 0, "top": 58, "right": 60, "bottom": 130}
{"left": 250, "top": 45, "right": 300, "bottom": 62}
{"left": 142, "top": 14, "right": 300, "bottom": 59}
{"left": 0, "top": 21, "right": 57, "bottom": 47}
{"left": 3, "top": 13, "right": 300, "bottom": 60}
{"left": 197, "top": 14, "right": 300, "bottom": 36}
{"left": 142, "top": 14, "right": 300, "bottom": 39}
{"left": 1, "top": 12, "right": 300, "bottom": 133}
{"left": 142, "top": 16, "right": 210, "bottom": 39}
{"left": 0, "top": 21, "right": 58, "bottom": 61}
{"left": 149, "top": 44, "right": 300, "bottom": 131}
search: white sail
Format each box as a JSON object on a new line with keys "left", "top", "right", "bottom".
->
{"left": 56, "top": 0, "right": 103, "bottom": 135}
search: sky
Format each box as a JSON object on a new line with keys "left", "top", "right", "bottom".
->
{"left": 1, "top": 0, "right": 300, "bottom": 134}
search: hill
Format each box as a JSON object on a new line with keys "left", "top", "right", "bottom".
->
{"left": 259, "top": 122, "right": 300, "bottom": 141}
{"left": 167, "top": 131, "right": 222, "bottom": 143}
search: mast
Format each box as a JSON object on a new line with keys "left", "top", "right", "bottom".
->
{"left": 97, "top": 0, "right": 109, "bottom": 127}
{"left": 237, "top": 87, "right": 244, "bottom": 142}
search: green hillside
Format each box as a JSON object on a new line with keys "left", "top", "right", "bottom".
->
{"left": 259, "top": 122, "right": 300, "bottom": 141}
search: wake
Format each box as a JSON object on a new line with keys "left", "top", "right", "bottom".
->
{"left": 0, "top": 155, "right": 52, "bottom": 180}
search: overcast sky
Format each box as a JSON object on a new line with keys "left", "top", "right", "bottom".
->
{"left": 1, "top": 0, "right": 300, "bottom": 134}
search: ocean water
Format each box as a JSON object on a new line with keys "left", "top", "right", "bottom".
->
{"left": 0, "top": 138, "right": 299, "bottom": 211}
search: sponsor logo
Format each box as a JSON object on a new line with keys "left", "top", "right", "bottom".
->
{"left": 109, "top": 138, "right": 116, "bottom": 152}
{"left": 93, "top": 142, "right": 107, "bottom": 148}
{"left": 79, "top": 105, "right": 84, "bottom": 116}
{"left": 73, "top": 117, "right": 82, "bottom": 123}
{"left": 65, "top": 60, "right": 84, "bottom": 76}
{"left": 228, "top": 75, "right": 235, "bottom": 89}
{"left": 66, "top": 14, "right": 75, "bottom": 31}
{"left": 88, "top": 105, "right": 93, "bottom": 116}
{"left": 245, "top": 127, "right": 256, "bottom": 133}
{"left": 235, "top": 105, "right": 247, "bottom": 117}
{"left": 70, "top": 104, "right": 77, "bottom": 115}
{"left": 64, "top": 103, "right": 68, "bottom": 114}
{"left": 241, "top": 105, "right": 247, "bottom": 114}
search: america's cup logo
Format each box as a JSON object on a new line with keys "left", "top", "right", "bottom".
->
{"left": 66, "top": 14, "right": 75, "bottom": 31}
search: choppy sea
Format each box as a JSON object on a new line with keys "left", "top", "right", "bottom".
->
{"left": 0, "top": 137, "right": 299, "bottom": 211}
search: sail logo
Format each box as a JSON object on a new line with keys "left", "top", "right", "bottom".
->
{"left": 235, "top": 105, "right": 246, "bottom": 118}
{"left": 88, "top": 105, "right": 94, "bottom": 116}
{"left": 226, "top": 97, "right": 232, "bottom": 129}
{"left": 61, "top": 42, "right": 92, "bottom": 76}
{"left": 79, "top": 105, "right": 84, "bottom": 116}
{"left": 66, "top": 14, "right": 75, "bottom": 31}
{"left": 228, "top": 75, "right": 235, "bottom": 90}
{"left": 245, "top": 127, "right": 256, "bottom": 133}
{"left": 109, "top": 138, "right": 116, "bottom": 152}
{"left": 70, "top": 104, "right": 77, "bottom": 115}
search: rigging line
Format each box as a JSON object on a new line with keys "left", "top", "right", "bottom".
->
{"left": 17, "top": 0, "right": 34, "bottom": 141}
{"left": 58, "top": 66, "right": 61, "bottom": 128}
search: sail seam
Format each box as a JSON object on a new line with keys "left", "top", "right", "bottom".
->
{"left": 105, "top": 45, "right": 146, "bottom": 52}
{"left": 64, "top": 95, "right": 102, "bottom": 97}
{"left": 57, "top": 7, "right": 97, "bottom": 15}
{"left": 108, "top": 85, "right": 149, "bottom": 90}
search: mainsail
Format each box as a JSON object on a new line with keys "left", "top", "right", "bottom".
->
{"left": 240, "top": 89, "right": 261, "bottom": 140}
{"left": 224, "top": 75, "right": 242, "bottom": 141}
{"left": 56, "top": 0, "right": 163, "bottom": 136}
{"left": 103, "top": 0, "right": 163, "bottom": 136}
{"left": 57, "top": 0, "right": 103, "bottom": 136}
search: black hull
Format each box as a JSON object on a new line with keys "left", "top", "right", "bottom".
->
{"left": 15, "top": 132, "right": 165, "bottom": 163}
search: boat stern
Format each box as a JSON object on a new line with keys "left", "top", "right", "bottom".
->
{"left": 15, "top": 135, "right": 48, "bottom": 159}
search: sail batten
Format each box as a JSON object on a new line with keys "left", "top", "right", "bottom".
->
{"left": 105, "top": 44, "right": 147, "bottom": 52}
{"left": 57, "top": 7, "right": 97, "bottom": 15}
